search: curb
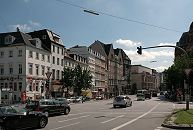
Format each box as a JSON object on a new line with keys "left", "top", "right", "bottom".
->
{"left": 162, "top": 123, "right": 193, "bottom": 129}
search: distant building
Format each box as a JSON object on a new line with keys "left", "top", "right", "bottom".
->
{"left": 130, "top": 65, "right": 160, "bottom": 93}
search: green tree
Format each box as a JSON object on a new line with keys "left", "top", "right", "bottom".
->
{"left": 61, "top": 67, "right": 74, "bottom": 97}
{"left": 74, "top": 64, "right": 83, "bottom": 96}
{"left": 82, "top": 69, "right": 92, "bottom": 90}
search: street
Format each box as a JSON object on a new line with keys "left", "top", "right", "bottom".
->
{"left": 36, "top": 95, "right": 188, "bottom": 130}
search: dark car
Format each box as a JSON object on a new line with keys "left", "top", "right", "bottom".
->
{"left": 0, "top": 104, "right": 48, "bottom": 130}
{"left": 144, "top": 91, "right": 151, "bottom": 99}
{"left": 25, "top": 99, "right": 70, "bottom": 117}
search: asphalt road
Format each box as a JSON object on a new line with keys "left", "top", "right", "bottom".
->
{"left": 36, "top": 95, "right": 190, "bottom": 130}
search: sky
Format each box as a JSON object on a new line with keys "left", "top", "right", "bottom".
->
{"left": 1, "top": 0, "right": 193, "bottom": 72}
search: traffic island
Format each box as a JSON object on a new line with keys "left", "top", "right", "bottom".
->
{"left": 162, "top": 109, "right": 193, "bottom": 129}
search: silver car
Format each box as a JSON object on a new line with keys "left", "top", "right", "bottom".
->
{"left": 113, "top": 95, "right": 132, "bottom": 108}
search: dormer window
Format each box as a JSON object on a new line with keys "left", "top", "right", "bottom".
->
{"left": 5, "top": 35, "right": 15, "bottom": 44}
{"left": 42, "top": 35, "right": 47, "bottom": 39}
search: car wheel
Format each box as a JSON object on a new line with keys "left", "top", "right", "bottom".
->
{"left": 124, "top": 103, "right": 127, "bottom": 108}
{"left": 64, "top": 108, "right": 70, "bottom": 115}
{"left": 113, "top": 105, "right": 116, "bottom": 108}
{"left": 38, "top": 117, "right": 48, "bottom": 128}
{"left": 130, "top": 102, "right": 132, "bottom": 106}
{"left": 44, "top": 111, "right": 49, "bottom": 117}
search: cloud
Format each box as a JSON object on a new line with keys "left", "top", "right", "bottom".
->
{"left": 29, "top": 20, "right": 40, "bottom": 27}
{"left": 115, "top": 39, "right": 141, "bottom": 48}
{"left": 10, "top": 24, "right": 31, "bottom": 32}
{"left": 158, "top": 42, "right": 176, "bottom": 46}
{"left": 9, "top": 21, "right": 41, "bottom": 32}
{"left": 153, "top": 66, "right": 168, "bottom": 72}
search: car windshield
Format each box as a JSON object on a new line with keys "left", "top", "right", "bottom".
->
{"left": 0, "top": 106, "right": 20, "bottom": 114}
{"left": 115, "top": 96, "right": 124, "bottom": 101}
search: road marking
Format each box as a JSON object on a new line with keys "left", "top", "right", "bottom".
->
{"left": 49, "top": 122, "right": 80, "bottom": 130}
{"left": 67, "top": 112, "right": 87, "bottom": 116}
{"left": 101, "top": 115, "right": 124, "bottom": 123}
{"left": 58, "top": 115, "right": 90, "bottom": 122}
{"left": 111, "top": 103, "right": 161, "bottom": 130}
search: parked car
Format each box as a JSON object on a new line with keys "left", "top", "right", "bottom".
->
{"left": 0, "top": 104, "right": 48, "bottom": 130}
{"left": 67, "top": 97, "right": 76, "bottom": 103}
{"left": 96, "top": 96, "right": 103, "bottom": 100}
{"left": 75, "top": 96, "right": 83, "bottom": 103}
{"left": 25, "top": 99, "right": 70, "bottom": 117}
{"left": 113, "top": 95, "right": 132, "bottom": 108}
{"left": 137, "top": 93, "right": 145, "bottom": 101}
{"left": 55, "top": 97, "right": 70, "bottom": 104}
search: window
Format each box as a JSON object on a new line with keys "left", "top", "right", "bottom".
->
{"left": 36, "top": 52, "right": 39, "bottom": 59}
{"left": 5, "top": 83, "right": 8, "bottom": 89}
{"left": 52, "top": 45, "right": 55, "bottom": 52}
{"left": 36, "top": 83, "right": 39, "bottom": 91}
{"left": 29, "top": 51, "right": 33, "bottom": 58}
{"left": 47, "top": 67, "right": 50, "bottom": 72}
{"left": 41, "top": 66, "right": 45, "bottom": 76}
{"left": 52, "top": 56, "right": 55, "bottom": 64}
{"left": 56, "top": 70, "right": 60, "bottom": 79}
{"left": 14, "top": 82, "right": 17, "bottom": 91}
{"left": 28, "top": 63, "right": 33, "bottom": 75}
{"left": 61, "top": 59, "right": 64, "bottom": 66}
{"left": 0, "top": 65, "right": 4, "bottom": 75}
{"left": 19, "top": 82, "right": 22, "bottom": 91}
{"left": 57, "top": 58, "right": 59, "bottom": 65}
{"left": 0, "top": 51, "right": 4, "bottom": 58}
{"left": 35, "top": 65, "right": 39, "bottom": 75}
{"left": 14, "top": 95, "right": 17, "bottom": 101}
{"left": 9, "top": 51, "right": 13, "bottom": 57}
{"left": 42, "top": 35, "right": 46, "bottom": 39}
{"left": 42, "top": 54, "right": 45, "bottom": 61}
{"left": 9, "top": 82, "right": 13, "bottom": 90}
{"left": 62, "top": 49, "right": 64, "bottom": 55}
{"left": 9, "top": 64, "right": 13, "bottom": 74}
{"left": 57, "top": 47, "right": 59, "bottom": 54}
{"left": 19, "top": 64, "right": 22, "bottom": 74}
{"left": 1, "top": 83, "right": 3, "bottom": 90}
{"left": 29, "top": 83, "right": 32, "bottom": 91}
{"left": 52, "top": 69, "right": 55, "bottom": 79}
{"left": 18, "top": 50, "right": 22, "bottom": 57}
{"left": 47, "top": 55, "right": 50, "bottom": 62}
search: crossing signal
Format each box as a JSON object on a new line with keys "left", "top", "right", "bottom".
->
{"left": 137, "top": 46, "right": 142, "bottom": 55}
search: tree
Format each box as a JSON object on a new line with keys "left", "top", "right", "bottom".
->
{"left": 61, "top": 67, "right": 74, "bottom": 97}
{"left": 73, "top": 64, "right": 83, "bottom": 96}
{"left": 81, "top": 69, "right": 92, "bottom": 90}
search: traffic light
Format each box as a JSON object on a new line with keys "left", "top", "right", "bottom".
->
{"left": 137, "top": 46, "right": 142, "bottom": 55}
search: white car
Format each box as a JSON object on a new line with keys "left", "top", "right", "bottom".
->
{"left": 67, "top": 97, "right": 76, "bottom": 103}
{"left": 113, "top": 95, "right": 132, "bottom": 108}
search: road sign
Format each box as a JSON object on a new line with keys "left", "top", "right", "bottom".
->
{"left": 185, "top": 69, "right": 192, "bottom": 76}
{"left": 46, "top": 72, "right": 52, "bottom": 79}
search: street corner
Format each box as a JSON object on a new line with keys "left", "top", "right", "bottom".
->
{"left": 162, "top": 111, "right": 193, "bottom": 129}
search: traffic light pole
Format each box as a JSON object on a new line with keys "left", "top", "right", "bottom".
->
{"left": 137, "top": 45, "right": 190, "bottom": 110}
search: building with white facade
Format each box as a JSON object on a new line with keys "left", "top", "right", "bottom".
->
{"left": 0, "top": 29, "right": 66, "bottom": 103}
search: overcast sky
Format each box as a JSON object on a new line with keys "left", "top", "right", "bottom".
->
{"left": 1, "top": 0, "right": 193, "bottom": 72}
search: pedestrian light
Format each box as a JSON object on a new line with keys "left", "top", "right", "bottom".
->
{"left": 137, "top": 46, "right": 142, "bottom": 55}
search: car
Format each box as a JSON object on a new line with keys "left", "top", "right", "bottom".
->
{"left": 113, "top": 95, "right": 132, "bottom": 108}
{"left": 67, "top": 97, "right": 76, "bottom": 103}
{"left": 96, "top": 96, "right": 103, "bottom": 100}
{"left": 0, "top": 104, "right": 48, "bottom": 130}
{"left": 25, "top": 99, "right": 71, "bottom": 117}
{"left": 75, "top": 96, "right": 83, "bottom": 103}
{"left": 137, "top": 93, "right": 145, "bottom": 101}
{"left": 55, "top": 97, "right": 70, "bottom": 104}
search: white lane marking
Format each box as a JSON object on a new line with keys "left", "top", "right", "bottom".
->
{"left": 67, "top": 112, "right": 87, "bottom": 116}
{"left": 49, "top": 122, "right": 80, "bottom": 130}
{"left": 101, "top": 115, "right": 124, "bottom": 124}
{"left": 111, "top": 103, "right": 161, "bottom": 130}
{"left": 58, "top": 115, "right": 90, "bottom": 122}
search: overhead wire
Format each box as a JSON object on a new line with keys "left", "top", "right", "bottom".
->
{"left": 55, "top": 0, "right": 182, "bottom": 33}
